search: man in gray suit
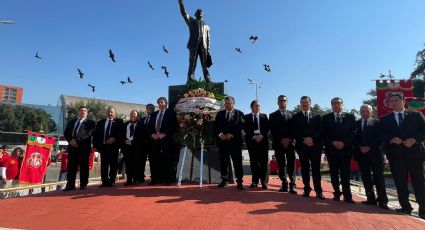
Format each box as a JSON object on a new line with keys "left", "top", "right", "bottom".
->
{"left": 179, "top": 0, "right": 212, "bottom": 82}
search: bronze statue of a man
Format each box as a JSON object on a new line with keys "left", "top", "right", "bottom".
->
{"left": 179, "top": 0, "right": 212, "bottom": 83}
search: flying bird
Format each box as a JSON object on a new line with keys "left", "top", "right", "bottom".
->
{"left": 77, "top": 68, "right": 85, "bottom": 79}
{"left": 235, "top": 48, "right": 242, "bottom": 53}
{"left": 88, "top": 84, "right": 95, "bottom": 92}
{"left": 109, "top": 49, "right": 116, "bottom": 62}
{"left": 161, "top": 66, "right": 170, "bottom": 78}
{"left": 263, "top": 64, "right": 271, "bottom": 72}
{"left": 224, "top": 80, "right": 228, "bottom": 83}
{"left": 163, "top": 45, "right": 169, "bottom": 54}
{"left": 249, "top": 35, "right": 258, "bottom": 44}
{"left": 127, "top": 76, "right": 133, "bottom": 83}
{"left": 148, "top": 61, "right": 155, "bottom": 70}
{"left": 35, "top": 52, "right": 42, "bottom": 59}
{"left": 120, "top": 81, "right": 126, "bottom": 85}
{"left": 379, "top": 73, "right": 386, "bottom": 78}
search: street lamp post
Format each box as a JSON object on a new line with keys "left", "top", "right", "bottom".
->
{"left": 247, "top": 78, "right": 261, "bottom": 101}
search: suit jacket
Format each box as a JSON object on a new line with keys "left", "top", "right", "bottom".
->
{"left": 179, "top": 1, "right": 210, "bottom": 51}
{"left": 243, "top": 113, "right": 270, "bottom": 147}
{"left": 93, "top": 118, "right": 124, "bottom": 150}
{"left": 148, "top": 109, "right": 177, "bottom": 143}
{"left": 380, "top": 110, "right": 425, "bottom": 160}
{"left": 214, "top": 109, "right": 245, "bottom": 146}
{"left": 269, "top": 109, "right": 293, "bottom": 150}
{"left": 64, "top": 117, "right": 95, "bottom": 153}
{"left": 140, "top": 115, "right": 153, "bottom": 144}
{"left": 121, "top": 120, "right": 143, "bottom": 149}
{"left": 322, "top": 112, "right": 356, "bottom": 157}
{"left": 354, "top": 118, "right": 382, "bottom": 161}
{"left": 291, "top": 111, "right": 322, "bottom": 153}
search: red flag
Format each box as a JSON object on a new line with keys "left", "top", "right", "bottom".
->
{"left": 376, "top": 80, "right": 414, "bottom": 118}
{"left": 19, "top": 132, "right": 56, "bottom": 184}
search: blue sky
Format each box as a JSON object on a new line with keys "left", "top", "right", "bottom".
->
{"left": 1, "top": 0, "right": 424, "bottom": 115}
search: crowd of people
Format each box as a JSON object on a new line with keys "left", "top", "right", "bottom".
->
{"left": 1, "top": 92, "right": 424, "bottom": 219}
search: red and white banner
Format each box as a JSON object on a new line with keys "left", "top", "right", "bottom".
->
{"left": 19, "top": 132, "right": 56, "bottom": 184}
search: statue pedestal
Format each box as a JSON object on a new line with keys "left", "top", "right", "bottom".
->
{"left": 177, "top": 146, "right": 223, "bottom": 184}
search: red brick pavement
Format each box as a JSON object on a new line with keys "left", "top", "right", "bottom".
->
{"left": 0, "top": 178, "right": 424, "bottom": 230}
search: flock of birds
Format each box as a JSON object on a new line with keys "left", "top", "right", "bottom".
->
{"left": 31, "top": 34, "right": 268, "bottom": 93}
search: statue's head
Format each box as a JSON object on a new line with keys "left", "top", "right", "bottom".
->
{"left": 195, "top": 9, "right": 203, "bottom": 20}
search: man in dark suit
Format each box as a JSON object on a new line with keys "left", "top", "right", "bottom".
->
{"left": 380, "top": 93, "right": 425, "bottom": 219}
{"left": 214, "top": 96, "right": 245, "bottom": 190}
{"left": 354, "top": 104, "right": 388, "bottom": 209}
{"left": 148, "top": 97, "right": 177, "bottom": 185}
{"left": 243, "top": 100, "right": 270, "bottom": 189}
{"left": 291, "top": 96, "right": 325, "bottom": 200}
{"left": 93, "top": 106, "right": 124, "bottom": 187}
{"left": 322, "top": 97, "right": 356, "bottom": 203}
{"left": 269, "top": 95, "right": 296, "bottom": 194}
{"left": 138, "top": 103, "right": 155, "bottom": 183}
{"left": 63, "top": 106, "right": 95, "bottom": 191}
{"left": 121, "top": 110, "right": 142, "bottom": 186}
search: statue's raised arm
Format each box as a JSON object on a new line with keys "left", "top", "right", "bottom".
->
{"left": 178, "top": 0, "right": 190, "bottom": 25}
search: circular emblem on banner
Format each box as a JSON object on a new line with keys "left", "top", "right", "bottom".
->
{"left": 27, "top": 152, "right": 43, "bottom": 168}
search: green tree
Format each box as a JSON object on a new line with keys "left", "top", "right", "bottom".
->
{"left": 411, "top": 44, "right": 425, "bottom": 80}
{"left": 0, "top": 104, "right": 56, "bottom": 133}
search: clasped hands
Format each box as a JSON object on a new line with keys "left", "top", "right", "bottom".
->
{"left": 151, "top": 133, "right": 166, "bottom": 140}
{"left": 390, "top": 137, "right": 416, "bottom": 148}
{"left": 219, "top": 133, "right": 234, "bottom": 141}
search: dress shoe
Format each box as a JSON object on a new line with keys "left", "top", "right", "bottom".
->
{"left": 344, "top": 198, "right": 355, "bottom": 204}
{"left": 217, "top": 181, "right": 229, "bottom": 188}
{"left": 396, "top": 208, "right": 412, "bottom": 215}
{"left": 80, "top": 186, "right": 87, "bottom": 190}
{"left": 316, "top": 193, "right": 326, "bottom": 200}
{"left": 63, "top": 187, "right": 75, "bottom": 192}
{"left": 378, "top": 203, "right": 389, "bottom": 209}
{"left": 289, "top": 187, "right": 297, "bottom": 194}
{"left": 302, "top": 191, "right": 310, "bottom": 197}
{"left": 279, "top": 187, "right": 288, "bottom": 192}
{"left": 332, "top": 195, "right": 341, "bottom": 201}
{"left": 237, "top": 183, "right": 245, "bottom": 190}
{"left": 148, "top": 180, "right": 158, "bottom": 186}
{"left": 250, "top": 183, "right": 258, "bottom": 188}
{"left": 124, "top": 181, "right": 133, "bottom": 186}
{"left": 419, "top": 208, "right": 425, "bottom": 220}
{"left": 261, "top": 184, "right": 268, "bottom": 190}
{"left": 163, "top": 181, "right": 172, "bottom": 186}
{"left": 361, "top": 200, "right": 377, "bottom": 206}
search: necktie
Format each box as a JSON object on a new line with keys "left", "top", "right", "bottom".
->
{"left": 145, "top": 116, "right": 150, "bottom": 125}
{"left": 304, "top": 112, "right": 309, "bottom": 124}
{"left": 130, "top": 123, "right": 135, "bottom": 138}
{"left": 104, "top": 119, "right": 112, "bottom": 142}
{"left": 225, "top": 111, "right": 230, "bottom": 121}
{"left": 73, "top": 119, "right": 81, "bottom": 138}
{"left": 336, "top": 114, "right": 341, "bottom": 124}
{"left": 156, "top": 111, "right": 163, "bottom": 133}
{"left": 398, "top": 112, "right": 403, "bottom": 126}
{"left": 253, "top": 114, "right": 259, "bottom": 131}
{"left": 362, "top": 120, "right": 367, "bottom": 131}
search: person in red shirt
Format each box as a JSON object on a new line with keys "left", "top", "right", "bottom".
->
{"left": 350, "top": 159, "right": 360, "bottom": 181}
{"left": 56, "top": 149, "right": 68, "bottom": 190}
{"left": 11, "top": 147, "right": 24, "bottom": 180}
{"left": 0, "top": 145, "right": 19, "bottom": 189}
{"left": 269, "top": 155, "right": 278, "bottom": 175}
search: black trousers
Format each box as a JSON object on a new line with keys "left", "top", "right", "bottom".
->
{"left": 138, "top": 142, "right": 151, "bottom": 182}
{"left": 218, "top": 142, "right": 244, "bottom": 183}
{"left": 389, "top": 157, "right": 425, "bottom": 210}
{"left": 66, "top": 147, "right": 90, "bottom": 188}
{"left": 247, "top": 142, "right": 268, "bottom": 185}
{"left": 298, "top": 149, "right": 323, "bottom": 194}
{"left": 122, "top": 144, "right": 141, "bottom": 183}
{"left": 188, "top": 41, "right": 210, "bottom": 79}
{"left": 358, "top": 154, "right": 388, "bottom": 204}
{"left": 99, "top": 145, "right": 119, "bottom": 185}
{"left": 151, "top": 140, "right": 176, "bottom": 183}
{"left": 327, "top": 154, "right": 352, "bottom": 199}
{"left": 273, "top": 144, "right": 296, "bottom": 187}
